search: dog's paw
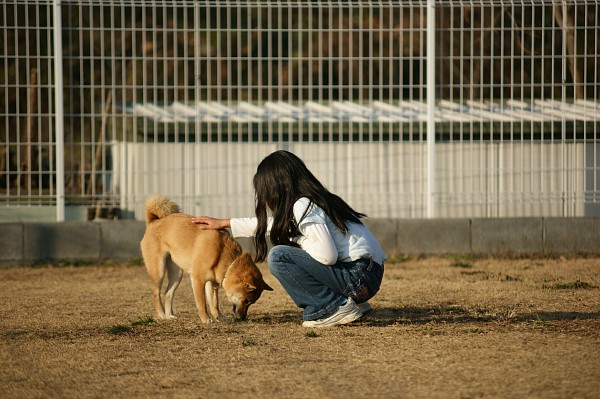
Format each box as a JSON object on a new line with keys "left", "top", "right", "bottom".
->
{"left": 157, "top": 313, "right": 177, "bottom": 320}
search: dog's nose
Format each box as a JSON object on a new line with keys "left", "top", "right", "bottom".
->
{"left": 232, "top": 304, "right": 248, "bottom": 321}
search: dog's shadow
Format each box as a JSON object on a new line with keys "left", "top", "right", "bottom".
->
{"left": 253, "top": 306, "right": 600, "bottom": 327}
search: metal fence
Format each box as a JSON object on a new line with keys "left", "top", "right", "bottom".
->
{"left": 1, "top": 1, "right": 599, "bottom": 221}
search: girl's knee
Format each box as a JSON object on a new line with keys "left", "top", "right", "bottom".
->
{"left": 267, "top": 245, "right": 283, "bottom": 268}
{"left": 267, "top": 245, "right": 290, "bottom": 273}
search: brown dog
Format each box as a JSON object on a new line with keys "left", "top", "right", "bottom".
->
{"left": 140, "top": 195, "right": 273, "bottom": 323}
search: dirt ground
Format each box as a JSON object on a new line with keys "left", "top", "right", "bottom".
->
{"left": 1, "top": 255, "right": 599, "bottom": 399}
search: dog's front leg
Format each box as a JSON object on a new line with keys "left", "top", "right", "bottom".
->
{"left": 205, "top": 281, "right": 226, "bottom": 321}
{"left": 190, "top": 274, "right": 211, "bottom": 323}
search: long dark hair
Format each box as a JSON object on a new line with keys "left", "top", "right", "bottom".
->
{"left": 252, "top": 150, "right": 366, "bottom": 262}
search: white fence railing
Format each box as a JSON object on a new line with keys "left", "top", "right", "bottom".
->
{"left": 1, "top": 1, "right": 599, "bottom": 221}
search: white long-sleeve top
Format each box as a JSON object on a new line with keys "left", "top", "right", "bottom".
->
{"left": 230, "top": 197, "right": 386, "bottom": 266}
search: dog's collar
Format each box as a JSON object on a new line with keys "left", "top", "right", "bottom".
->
{"left": 221, "top": 261, "right": 234, "bottom": 286}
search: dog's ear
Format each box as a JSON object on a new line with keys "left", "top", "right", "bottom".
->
{"left": 244, "top": 282, "right": 257, "bottom": 291}
{"left": 263, "top": 281, "right": 274, "bottom": 291}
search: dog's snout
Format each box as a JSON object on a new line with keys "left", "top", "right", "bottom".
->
{"left": 232, "top": 303, "right": 249, "bottom": 320}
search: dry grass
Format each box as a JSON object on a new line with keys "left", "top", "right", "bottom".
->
{"left": 1, "top": 256, "right": 599, "bottom": 399}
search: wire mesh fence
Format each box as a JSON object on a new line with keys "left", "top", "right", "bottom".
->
{"left": 1, "top": 1, "right": 599, "bottom": 220}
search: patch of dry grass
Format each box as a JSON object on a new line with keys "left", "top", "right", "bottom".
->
{"left": 0, "top": 256, "right": 599, "bottom": 398}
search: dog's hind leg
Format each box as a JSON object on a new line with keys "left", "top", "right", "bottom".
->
{"left": 163, "top": 257, "right": 183, "bottom": 319}
{"left": 190, "top": 275, "right": 211, "bottom": 323}
{"left": 205, "top": 281, "right": 225, "bottom": 321}
{"left": 144, "top": 252, "right": 167, "bottom": 319}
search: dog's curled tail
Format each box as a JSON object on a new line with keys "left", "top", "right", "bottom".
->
{"left": 144, "top": 195, "right": 180, "bottom": 224}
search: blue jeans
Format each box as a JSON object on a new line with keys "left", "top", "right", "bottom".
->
{"left": 267, "top": 245, "right": 384, "bottom": 321}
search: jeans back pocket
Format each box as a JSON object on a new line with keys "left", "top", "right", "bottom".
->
{"left": 348, "top": 260, "right": 384, "bottom": 303}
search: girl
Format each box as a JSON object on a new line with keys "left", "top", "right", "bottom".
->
{"left": 192, "top": 150, "right": 386, "bottom": 327}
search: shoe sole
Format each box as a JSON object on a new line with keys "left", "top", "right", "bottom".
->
{"left": 302, "top": 309, "right": 363, "bottom": 328}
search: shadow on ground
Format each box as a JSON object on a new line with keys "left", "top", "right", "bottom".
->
{"left": 253, "top": 307, "right": 600, "bottom": 327}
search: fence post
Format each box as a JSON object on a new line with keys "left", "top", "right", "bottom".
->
{"left": 53, "top": 0, "right": 65, "bottom": 221}
{"left": 426, "top": 0, "right": 436, "bottom": 218}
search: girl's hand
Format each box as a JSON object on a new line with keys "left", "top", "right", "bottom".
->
{"left": 191, "top": 216, "right": 230, "bottom": 230}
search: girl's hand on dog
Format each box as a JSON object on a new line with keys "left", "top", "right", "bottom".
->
{"left": 191, "top": 216, "right": 231, "bottom": 230}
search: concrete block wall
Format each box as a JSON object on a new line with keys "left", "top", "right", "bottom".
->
{"left": 365, "top": 218, "right": 599, "bottom": 257}
{"left": 0, "top": 221, "right": 146, "bottom": 266}
{"left": 0, "top": 218, "right": 598, "bottom": 266}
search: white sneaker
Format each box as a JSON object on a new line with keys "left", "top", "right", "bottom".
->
{"left": 302, "top": 298, "right": 363, "bottom": 328}
{"left": 356, "top": 301, "right": 372, "bottom": 315}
